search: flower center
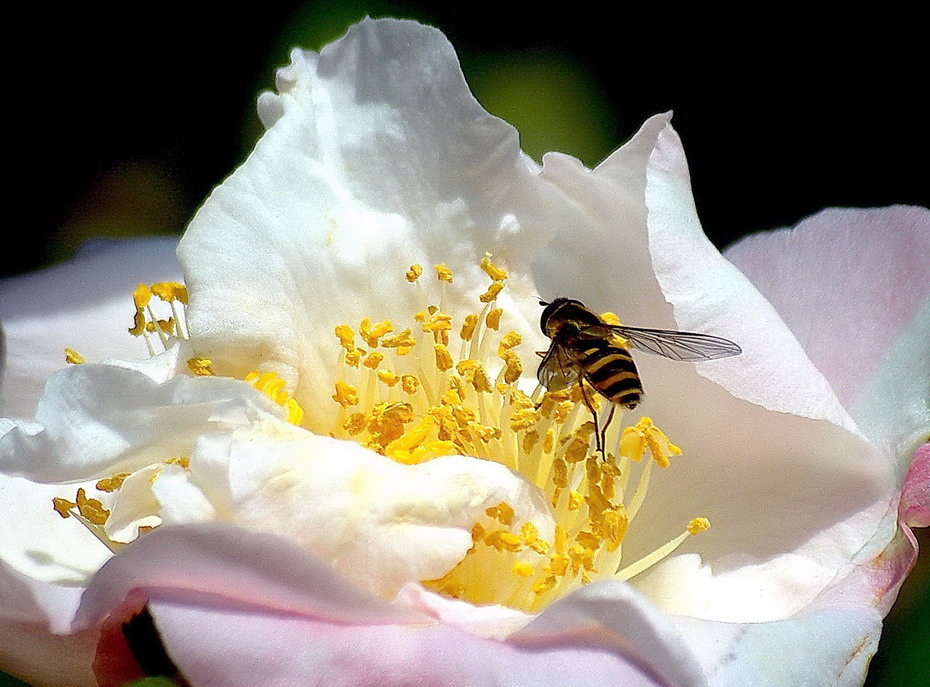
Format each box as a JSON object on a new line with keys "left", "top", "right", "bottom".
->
{"left": 52, "top": 264, "right": 708, "bottom": 614}
{"left": 323, "top": 255, "right": 708, "bottom": 613}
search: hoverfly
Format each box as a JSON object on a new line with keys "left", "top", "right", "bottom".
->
{"left": 537, "top": 298, "right": 742, "bottom": 458}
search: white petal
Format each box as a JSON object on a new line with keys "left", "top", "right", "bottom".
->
{"left": 0, "top": 356, "right": 288, "bottom": 483}
{"left": 0, "top": 474, "right": 111, "bottom": 585}
{"left": 186, "top": 429, "right": 553, "bottom": 597}
{"left": 178, "top": 18, "right": 560, "bottom": 431}
{"left": 0, "top": 238, "right": 181, "bottom": 419}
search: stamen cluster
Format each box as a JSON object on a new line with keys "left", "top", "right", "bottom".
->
{"left": 52, "top": 268, "right": 709, "bottom": 614}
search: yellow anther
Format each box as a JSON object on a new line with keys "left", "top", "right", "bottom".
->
{"left": 52, "top": 497, "right": 76, "bottom": 519}
{"left": 344, "top": 412, "right": 368, "bottom": 436}
{"left": 688, "top": 517, "right": 711, "bottom": 535}
{"left": 543, "top": 429, "right": 556, "bottom": 454}
{"left": 382, "top": 329, "right": 416, "bottom": 352}
{"left": 562, "top": 436, "right": 589, "bottom": 464}
{"left": 151, "top": 282, "right": 188, "bottom": 304}
{"left": 422, "top": 312, "right": 453, "bottom": 334}
{"left": 568, "top": 491, "right": 584, "bottom": 511}
{"left": 284, "top": 398, "right": 305, "bottom": 426}
{"left": 335, "top": 324, "right": 356, "bottom": 351}
{"left": 363, "top": 352, "right": 385, "bottom": 369}
{"left": 509, "top": 408, "right": 540, "bottom": 433}
{"left": 96, "top": 473, "right": 130, "bottom": 493}
{"left": 166, "top": 456, "right": 191, "bottom": 468}
{"left": 486, "top": 502, "right": 515, "bottom": 526}
{"left": 405, "top": 264, "right": 424, "bottom": 282}
{"left": 433, "top": 343, "right": 454, "bottom": 372}
{"left": 332, "top": 382, "right": 360, "bottom": 408}
{"left": 401, "top": 375, "right": 420, "bottom": 395}
{"left": 486, "top": 531, "right": 523, "bottom": 553}
{"left": 367, "top": 402, "right": 416, "bottom": 449}
{"left": 620, "top": 426, "right": 645, "bottom": 463}
{"left": 480, "top": 283, "right": 505, "bottom": 304}
{"left": 390, "top": 440, "right": 458, "bottom": 465}
{"left": 157, "top": 318, "right": 175, "bottom": 335}
{"left": 345, "top": 349, "right": 365, "bottom": 367}
{"left": 533, "top": 576, "right": 559, "bottom": 596}
{"left": 377, "top": 370, "right": 400, "bottom": 387}
{"left": 64, "top": 348, "right": 86, "bottom": 364}
{"left": 480, "top": 254, "right": 508, "bottom": 282}
{"left": 385, "top": 415, "right": 434, "bottom": 452}
{"left": 132, "top": 283, "right": 153, "bottom": 310}
{"left": 552, "top": 458, "right": 568, "bottom": 489}
{"left": 513, "top": 561, "right": 535, "bottom": 577}
{"left": 622, "top": 417, "right": 681, "bottom": 468}
{"left": 434, "top": 263, "right": 454, "bottom": 282}
{"left": 128, "top": 310, "right": 146, "bottom": 336}
{"left": 485, "top": 307, "right": 503, "bottom": 329}
{"left": 460, "top": 314, "right": 478, "bottom": 341}
{"left": 360, "top": 318, "right": 394, "bottom": 348}
{"left": 187, "top": 357, "right": 214, "bottom": 376}
{"left": 497, "top": 331, "right": 522, "bottom": 355}
{"left": 456, "top": 360, "right": 492, "bottom": 393}
{"left": 468, "top": 421, "right": 501, "bottom": 443}
{"left": 76, "top": 488, "right": 109, "bottom": 526}
{"left": 522, "top": 430, "right": 540, "bottom": 453}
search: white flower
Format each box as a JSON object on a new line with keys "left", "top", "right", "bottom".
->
{"left": 2, "top": 18, "right": 928, "bottom": 687}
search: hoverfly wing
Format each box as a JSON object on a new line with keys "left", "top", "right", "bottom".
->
{"left": 536, "top": 343, "right": 581, "bottom": 392}
{"left": 607, "top": 326, "right": 742, "bottom": 362}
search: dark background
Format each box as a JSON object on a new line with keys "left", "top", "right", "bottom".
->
{"left": 4, "top": 2, "right": 928, "bottom": 685}
{"left": 6, "top": 1, "right": 927, "bottom": 278}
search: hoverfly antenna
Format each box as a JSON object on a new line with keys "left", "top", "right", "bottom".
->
{"left": 538, "top": 299, "right": 550, "bottom": 307}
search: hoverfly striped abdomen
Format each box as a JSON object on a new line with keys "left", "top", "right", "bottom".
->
{"left": 570, "top": 335, "right": 642, "bottom": 410}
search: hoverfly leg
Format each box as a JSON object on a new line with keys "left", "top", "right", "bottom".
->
{"left": 601, "top": 404, "right": 616, "bottom": 461}
{"left": 579, "top": 383, "right": 606, "bottom": 462}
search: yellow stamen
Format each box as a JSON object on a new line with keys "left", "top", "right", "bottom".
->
{"left": 405, "top": 264, "right": 424, "bottom": 282}
{"left": 132, "top": 283, "right": 152, "bottom": 310}
{"left": 480, "top": 254, "right": 508, "bottom": 282}
{"left": 64, "top": 348, "right": 86, "bottom": 364}
{"left": 434, "top": 263, "right": 454, "bottom": 282}
{"left": 187, "top": 357, "right": 214, "bottom": 376}
{"left": 96, "top": 473, "right": 131, "bottom": 493}
{"left": 151, "top": 282, "right": 188, "bottom": 304}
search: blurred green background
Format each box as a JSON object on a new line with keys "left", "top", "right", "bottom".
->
{"left": 2, "top": 1, "right": 928, "bottom": 685}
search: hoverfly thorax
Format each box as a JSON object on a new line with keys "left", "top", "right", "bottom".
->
{"left": 539, "top": 297, "right": 602, "bottom": 338}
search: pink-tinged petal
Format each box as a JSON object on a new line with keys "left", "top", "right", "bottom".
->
{"left": 725, "top": 206, "right": 930, "bottom": 461}
{"left": 517, "top": 582, "right": 707, "bottom": 687}
{"left": 78, "top": 525, "right": 671, "bottom": 687}
{"left": 73, "top": 523, "right": 417, "bottom": 634}
{"left": 148, "top": 598, "right": 674, "bottom": 687}
{"left": 0, "top": 238, "right": 182, "bottom": 420}
{"left": 539, "top": 115, "right": 895, "bottom": 623}
{"left": 901, "top": 442, "right": 930, "bottom": 527}
{"left": 0, "top": 559, "right": 98, "bottom": 687}
{"left": 671, "top": 606, "right": 883, "bottom": 687}
{"left": 670, "top": 509, "right": 920, "bottom": 687}
{"left": 724, "top": 206, "right": 930, "bottom": 407}
{"left": 91, "top": 591, "right": 150, "bottom": 687}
